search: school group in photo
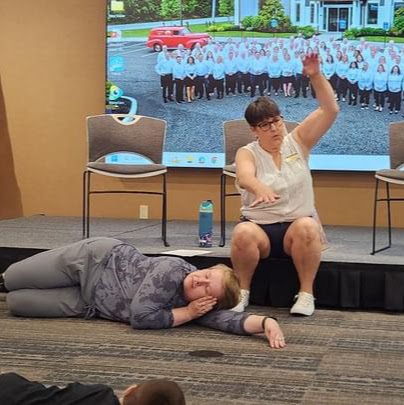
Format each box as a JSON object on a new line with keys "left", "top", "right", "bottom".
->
{"left": 155, "top": 35, "right": 404, "bottom": 114}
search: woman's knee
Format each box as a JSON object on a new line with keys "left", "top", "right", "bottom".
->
{"left": 292, "top": 218, "right": 321, "bottom": 244}
{"left": 232, "top": 223, "right": 261, "bottom": 247}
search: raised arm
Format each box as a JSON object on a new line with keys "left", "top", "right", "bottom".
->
{"left": 294, "top": 53, "right": 339, "bottom": 157}
{"left": 236, "top": 148, "right": 279, "bottom": 207}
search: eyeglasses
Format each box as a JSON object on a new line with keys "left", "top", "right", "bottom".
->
{"left": 256, "top": 116, "right": 284, "bottom": 132}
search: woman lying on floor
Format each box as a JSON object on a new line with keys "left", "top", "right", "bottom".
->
{"left": 0, "top": 237, "right": 286, "bottom": 349}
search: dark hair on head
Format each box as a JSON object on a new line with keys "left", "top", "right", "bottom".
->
{"left": 244, "top": 96, "right": 281, "bottom": 127}
{"left": 378, "top": 63, "right": 385, "bottom": 73}
{"left": 391, "top": 64, "right": 401, "bottom": 75}
{"left": 123, "top": 379, "right": 186, "bottom": 405}
{"left": 350, "top": 61, "right": 358, "bottom": 69}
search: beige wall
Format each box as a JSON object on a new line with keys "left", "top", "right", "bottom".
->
{"left": 1, "top": 1, "right": 403, "bottom": 226}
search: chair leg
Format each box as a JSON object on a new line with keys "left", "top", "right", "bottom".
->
{"left": 162, "top": 173, "right": 169, "bottom": 247}
{"left": 82, "top": 171, "right": 86, "bottom": 239}
{"left": 386, "top": 182, "right": 392, "bottom": 248}
{"left": 371, "top": 177, "right": 378, "bottom": 254}
{"left": 219, "top": 173, "right": 226, "bottom": 247}
{"left": 372, "top": 178, "right": 392, "bottom": 255}
{"left": 86, "top": 171, "right": 91, "bottom": 239}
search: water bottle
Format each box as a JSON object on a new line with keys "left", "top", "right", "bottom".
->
{"left": 198, "top": 200, "right": 213, "bottom": 247}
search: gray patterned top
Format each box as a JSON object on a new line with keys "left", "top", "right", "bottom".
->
{"left": 94, "top": 244, "right": 250, "bottom": 335}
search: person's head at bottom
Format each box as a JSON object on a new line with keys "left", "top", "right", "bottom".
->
{"left": 121, "top": 379, "right": 186, "bottom": 405}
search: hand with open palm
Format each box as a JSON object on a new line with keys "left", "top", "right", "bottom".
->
{"left": 303, "top": 53, "right": 320, "bottom": 78}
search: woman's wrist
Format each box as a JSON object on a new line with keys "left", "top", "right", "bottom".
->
{"left": 309, "top": 71, "right": 322, "bottom": 81}
{"left": 261, "top": 316, "right": 278, "bottom": 331}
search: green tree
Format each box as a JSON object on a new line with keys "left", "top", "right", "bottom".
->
{"left": 258, "top": 0, "right": 289, "bottom": 30}
{"left": 259, "top": 0, "right": 285, "bottom": 20}
{"left": 161, "top": 0, "right": 181, "bottom": 20}
{"left": 218, "top": 0, "right": 234, "bottom": 16}
{"left": 393, "top": 7, "right": 404, "bottom": 35}
{"left": 123, "top": 0, "right": 160, "bottom": 22}
{"left": 183, "top": 0, "right": 211, "bottom": 18}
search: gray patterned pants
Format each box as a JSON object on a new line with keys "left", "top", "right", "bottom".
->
{"left": 5, "top": 237, "right": 121, "bottom": 318}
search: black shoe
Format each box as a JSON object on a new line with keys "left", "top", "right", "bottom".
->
{"left": 0, "top": 273, "right": 8, "bottom": 293}
{"left": 294, "top": 95, "right": 299, "bottom": 98}
{"left": 207, "top": 96, "right": 210, "bottom": 100}
{"left": 198, "top": 96, "right": 203, "bottom": 99}
{"left": 164, "top": 98, "right": 168, "bottom": 103}
{"left": 176, "top": 100, "right": 182, "bottom": 104}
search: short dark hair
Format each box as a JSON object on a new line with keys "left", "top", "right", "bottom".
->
{"left": 244, "top": 96, "right": 281, "bottom": 127}
{"left": 123, "top": 379, "right": 185, "bottom": 405}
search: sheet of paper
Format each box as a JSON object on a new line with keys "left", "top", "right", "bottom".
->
{"left": 161, "top": 249, "right": 213, "bottom": 257}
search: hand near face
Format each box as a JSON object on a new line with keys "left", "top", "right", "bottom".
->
{"left": 303, "top": 53, "right": 320, "bottom": 78}
{"left": 187, "top": 296, "right": 217, "bottom": 319}
{"left": 250, "top": 184, "right": 280, "bottom": 208}
{"left": 264, "top": 318, "right": 286, "bottom": 349}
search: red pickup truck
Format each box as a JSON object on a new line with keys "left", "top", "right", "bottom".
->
{"left": 146, "top": 26, "right": 211, "bottom": 52}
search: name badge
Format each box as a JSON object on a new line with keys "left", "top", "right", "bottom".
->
{"left": 285, "top": 153, "right": 299, "bottom": 163}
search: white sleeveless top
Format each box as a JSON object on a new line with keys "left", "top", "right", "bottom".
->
{"left": 237, "top": 132, "right": 315, "bottom": 224}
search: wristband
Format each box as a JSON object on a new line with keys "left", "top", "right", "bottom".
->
{"left": 261, "top": 316, "right": 278, "bottom": 331}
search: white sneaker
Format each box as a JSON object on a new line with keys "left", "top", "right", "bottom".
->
{"left": 231, "top": 289, "right": 250, "bottom": 312}
{"left": 290, "top": 292, "right": 315, "bottom": 316}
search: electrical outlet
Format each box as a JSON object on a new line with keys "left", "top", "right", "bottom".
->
{"left": 139, "top": 205, "right": 149, "bottom": 219}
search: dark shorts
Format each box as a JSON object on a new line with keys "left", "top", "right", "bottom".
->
{"left": 282, "top": 76, "right": 294, "bottom": 84}
{"left": 242, "top": 217, "right": 292, "bottom": 258}
{"left": 185, "top": 77, "right": 195, "bottom": 87}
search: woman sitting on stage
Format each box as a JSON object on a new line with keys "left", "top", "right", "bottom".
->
{"left": 0, "top": 237, "right": 285, "bottom": 349}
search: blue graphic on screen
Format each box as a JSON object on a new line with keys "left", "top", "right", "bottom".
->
{"left": 105, "top": 153, "right": 152, "bottom": 164}
{"left": 109, "top": 55, "right": 125, "bottom": 72}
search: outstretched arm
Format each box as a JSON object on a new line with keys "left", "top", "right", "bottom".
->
{"left": 294, "top": 53, "right": 339, "bottom": 157}
{"left": 244, "top": 315, "right": 285, "bottom": 349}
{"left": 196, "top": 310, "right": 286, "bottom": 349}
{"left": 236, "top": 148, "right": 280, "bottom": 207}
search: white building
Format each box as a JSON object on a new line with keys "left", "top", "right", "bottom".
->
{"left": 234, "top": 0, "right": 404, "bottom": 33}
{"left": 288, "top": 0, "right": 404, "bottom": 32}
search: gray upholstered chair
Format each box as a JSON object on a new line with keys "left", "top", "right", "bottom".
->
{"left": 219, "top": 119, "right": 299, "bottom": 247}
{"left": 371, "top": 121, "right": 404, "bottom": 254}
{"left": 83, "top": 114, "right": 169, "bottom": 246}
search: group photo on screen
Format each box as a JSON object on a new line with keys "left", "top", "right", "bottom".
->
{"left": 106, "top": 0, "right": 404, "bottom": 170}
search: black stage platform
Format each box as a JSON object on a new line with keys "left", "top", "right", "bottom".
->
{"left": 1, "top": 216, "right": 403, "bottom": 311}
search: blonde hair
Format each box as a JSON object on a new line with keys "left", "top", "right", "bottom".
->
{"left": 208, "top": 264, "right": 240, "bottom": 310}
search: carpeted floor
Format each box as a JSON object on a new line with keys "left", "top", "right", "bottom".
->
{"left": 1, "top": 294, "right": 404, "bottom": 404}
